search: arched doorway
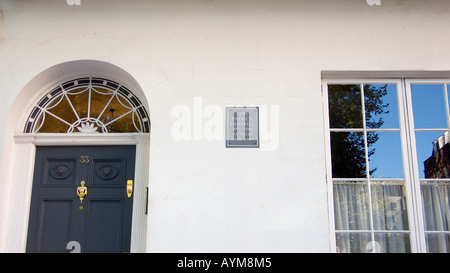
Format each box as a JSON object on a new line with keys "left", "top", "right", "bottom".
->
{"left": 23, "top": 77, "right": 150, "bottom": 253}
{"left": 3, "top": 61, "right": 151, "bottom": 252}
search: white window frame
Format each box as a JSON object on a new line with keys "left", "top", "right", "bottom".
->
{"left": 323, "top": 77, "right": 450, "bottom": 253}
{"left": 405, "top": 79, "right": 450, "bottom": 252}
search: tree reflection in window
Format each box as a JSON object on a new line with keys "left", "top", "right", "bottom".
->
{"left": 328, "top": 84, "right": 403, "bottom": 178}
{"left": 328, "top": 84, "right": 393, "bottom": 178}
{"left": 328, "top": 82, "right": 410, "bottom": 253}
{"left": 24, "top": 77, "right": 150, "bottom": 134}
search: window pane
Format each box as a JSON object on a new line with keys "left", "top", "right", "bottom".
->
{"left": 416, "top": 131, "right": 448, "bottom": 179}
{"left": 421, "top": 181, "right": 450, "bottom": 231}
{"left": 67, "top": 87, "right": 90, "bottom": 118}
{"left": 373, "top": 233, "right": 411, "bottom": 253}
{"left": 47, "top": 93, "right": 78, "bottom": 126}
{"left": 411, "top": 84, "right": 447, "bottom": 129}
{"left": 37, "top": 112, "right": 70, "bottom": 133}
{"left": 331, "top": 132, "right": 366, "bottom": 178}
{"left": 371, "top": 181, "right": 409, "bottom": 230}
{"left": 333, "top": 181, "right": 370, "bottom": 230}
{"left": 364, "top": 84, "right": 399, "bottom": 129}
{"left": 328, "top": 84, "right": 363, "bottom": 129}
{"left": 336, "top": 232, "right": 411, "bottom": 253}
{"left": 426, "top": 233, "right": 450, "bottom": 253}
{"left": 335, "top": 233, "right": 371, "bottom": 253}
{"left": 368, "top": 132, "right": 404, "bottom": 178}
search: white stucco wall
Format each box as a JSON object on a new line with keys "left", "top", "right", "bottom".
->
{"left": 0, "top": 0, "right": 449, "bottom": 252}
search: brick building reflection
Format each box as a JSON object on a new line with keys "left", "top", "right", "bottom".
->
{"left": 424, "top": 132, "right": 450, "bottom": 178}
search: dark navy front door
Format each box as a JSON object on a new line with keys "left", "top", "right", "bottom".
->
{"left": 26, "top": 145, "right": 136, "bottom": 253}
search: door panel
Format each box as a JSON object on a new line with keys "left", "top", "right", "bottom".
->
{"left": 86, "top": 199, "right": 123, "bottom": 253}
{"left": 45, "top": 158, "right": 78, "bottom": 186}
{"left": 26, "top": 145, "right": 136, "bottom": 253}
{"left": 36, "top": 200, "right": 73, "bottom": 253}
{"left": 91, "top": 159, "right": 125, "bottom": 187}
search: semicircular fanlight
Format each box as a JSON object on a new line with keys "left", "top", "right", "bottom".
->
{"left": 24, "top": 77, "right": 150, "bottom": 134}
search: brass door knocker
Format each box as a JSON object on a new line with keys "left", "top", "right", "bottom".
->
{"left": 76, "top": 181, "right": 87, "bottom": 203}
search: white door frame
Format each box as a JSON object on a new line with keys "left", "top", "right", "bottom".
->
{"left": 4, "top": 133, "right": 150, "bottom": 252}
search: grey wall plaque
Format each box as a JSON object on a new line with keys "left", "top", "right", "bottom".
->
{"left": 226, "top": 106, "right": 259, "bottom": 148}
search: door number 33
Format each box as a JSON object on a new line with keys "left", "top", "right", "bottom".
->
{"left": 79, "top": 156, "right": 90, "bottom": 164}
